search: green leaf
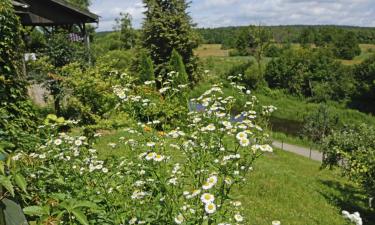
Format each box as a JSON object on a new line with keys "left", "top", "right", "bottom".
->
{"left": 73, "top": 201, "right": 98, "bottom": 209}
{"left": 71, "top": 209, "right": 89, "bottom": 225}
{"left": 23, "top": 206, "right": 49, "bottom": 216}
{"left": 56, "top": 117, "right": 65, "bottom": 123}
{"left": 14, "top": 174, "right": 27, "bottom": 193}
{"left": 0, "top": 175, "right": 14, "bottom": 196}
{"left": 0, "top": 161, "right": 4, "bottom": 175}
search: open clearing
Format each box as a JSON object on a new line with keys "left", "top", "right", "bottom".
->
{"left": 194, "top": 44, "right": 230, "bottom": 57}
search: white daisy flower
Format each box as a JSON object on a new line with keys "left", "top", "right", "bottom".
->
{"left": 204, "top": 202, "right": 216, "bottom": 214}
{"left": 174, "top": 214, "right": 184, "bottom": 224}
{"left": 154, "top": 154, "right": 165, "bottom": 162}
{"left": 200, "top": 193, "right": 215, "bottom": 204}
{"left": 207, "top": 175, "right": 218, "bottom": 186}
{"left": 234, "top": 214, "right": 244, "bottom": 222}
{"left": 202, "top": 182, "right": 214, "bottom": 190}
{"left": 272, "top": 221, "right": 281, "bottom": 225}
{"left": 146, "top": 142, "right": 156, "bottom": 147}
{"left": 239, "top": 138, "right": 250, "bottom": 147}
{"left": 145, "top": 152, "right": 156, "bottom": 161}
{"left": 54, "top": 139, "right": 62, "bottom": 146}
{"left": 205, "top": 124, "right": 216, "bottom": 131}
{"left": 74, "top": 139, "right": 82, "bottom": 146}
{"left": 129, "top": 217, "right": 137, "bottom": 224}
{"left": 236, "top": 132, "right": 248, "bottom": 140}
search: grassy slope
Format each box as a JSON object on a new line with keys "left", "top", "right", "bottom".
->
{"left": 242, "top": 149, "right": 374, "bottom": 225}
{"left": 94, "top": 129, "right": 374, "bottom": 225}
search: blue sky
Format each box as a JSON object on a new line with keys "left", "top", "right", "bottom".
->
{"left": 89, "top": 0, "right": 375, "bottom": 31}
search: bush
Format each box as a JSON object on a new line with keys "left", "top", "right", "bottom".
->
{"left": 169, "top": 49, "right": 189, "bottom": 86}
{"left": 265, "top": 48, "right": 356, "bottom": 102}
{"left": 244, "top": 63, "right": 266, "bottom": 89}
{"left": 96, "top": 49, "right": 133, "bottom": 71}
{"left": 322, "top": 124, "right": 375, "bottom": 198}
{"left": 138, "top": 51, "right": 155, "bottom": 83}
{"left": 60, "top": 63, "right": 130, "bottom": 125}
{"left": 264, "top": 44, "right": 283, "bottom": 57}
{"left": 333, "top": 31, "right": 361, "bottom": 60}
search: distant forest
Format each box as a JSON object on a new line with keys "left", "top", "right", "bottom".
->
{"left": 196, "top": 25, "right": 375, "bottom": 47}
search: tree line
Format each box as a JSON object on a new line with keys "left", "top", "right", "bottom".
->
{"left": 197, "top": 25, "right": 375, "bottom": 47}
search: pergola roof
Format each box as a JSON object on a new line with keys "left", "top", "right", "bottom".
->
{"left": 13, "top": 0, "right": 99, "bottom": 27}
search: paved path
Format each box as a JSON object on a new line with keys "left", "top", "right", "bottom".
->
{"left": 272, "top": 140, "right": 323, "bottom": 162}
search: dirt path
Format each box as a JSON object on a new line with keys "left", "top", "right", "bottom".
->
{"left": 272, "top": 140, "right": 323, "bottom": 162}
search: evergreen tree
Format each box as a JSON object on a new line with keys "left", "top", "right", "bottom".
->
{"left": 142, "top": 0, "right": 199, "bottom": 83}
{"left": 139, "top": 52, "right": 155, "bottom": 83}
{"left": 169, "top": 49, "right": 188, "bottom": 85}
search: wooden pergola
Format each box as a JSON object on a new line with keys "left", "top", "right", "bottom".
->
{"left": 12, "top": 0, "right": 99, "bottom": 34}
{"left": 12, "top": 0, "right": 99, "bottom": 65}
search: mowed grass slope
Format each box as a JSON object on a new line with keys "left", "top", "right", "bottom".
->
{"left": 94, "top": 129, "right": 374, "bottom": 225}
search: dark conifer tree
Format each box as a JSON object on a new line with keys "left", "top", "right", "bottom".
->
{"left": 142, "top": 0, "right": 199, "bottom": 84}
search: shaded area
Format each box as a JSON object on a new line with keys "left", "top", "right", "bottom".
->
{"left": 269, "top": 117, "right": 303, "bottom": 136}
{"left": 319, "top": 179, "right": 375, "bottom": 225}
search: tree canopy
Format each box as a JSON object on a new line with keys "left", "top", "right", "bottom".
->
{"left": 142, "top": 0, "right": 199, "bottom": 83}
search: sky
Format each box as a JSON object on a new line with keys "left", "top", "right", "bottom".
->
{"left": 89, "top": 0, "right": 375, "bottom": 32}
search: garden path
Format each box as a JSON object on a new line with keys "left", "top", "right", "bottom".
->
{"left": 272, "top": 141, "right": 323, "bottom": 162}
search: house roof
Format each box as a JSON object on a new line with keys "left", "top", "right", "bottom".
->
{"left": 13, "top": 0, "right": 99, "bottom": 26}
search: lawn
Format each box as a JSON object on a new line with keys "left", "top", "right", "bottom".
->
{"left": 94, "top": 129, "right": 374, "bottom": 225}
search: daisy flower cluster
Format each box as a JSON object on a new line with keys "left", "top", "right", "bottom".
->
{"left": 15, "top": 74, "right": 276, "bottom": 224}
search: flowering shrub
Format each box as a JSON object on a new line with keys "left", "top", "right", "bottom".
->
{"left": 12, "top": 69, "right": 277, "bottom": 224}
{"left": 321, "top": 124, "right": 375, "bottom": 199}
{"left": 342, "top": 210, "right": 363, "bottom": 225}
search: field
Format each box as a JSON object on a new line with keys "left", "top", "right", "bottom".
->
{"left": 194, "top": 44, "right": 231, "bottom": 57}
{"left": 195, "top": 43, "right": 375, "bottom": 65}
{"left": 341, "top": 44, "right": 375, "bottom": 65}
{"left": 94, "top": 129, "right": 374, "bottom": 225}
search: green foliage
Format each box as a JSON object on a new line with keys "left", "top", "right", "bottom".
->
{"left": 322, "top": 124, "right": 375, "bottom": 198}
{"left": 0, "top": 0, "right": 38, "bottom": 151}
{"left": 60, "top": 63, "right": 128, "bottom": 125}
{"left": 92, "top": 32, "right": 123, "bottom": 57}
{"left": 244, "top": 62, "right": 267, "bottom": 89}
{"left": 333, "top": 31, "right": 361, "bottom": 60}
{"left": 264, "top": 44, "right": 283, "bottom": 57}
{"left": 114, "top": 12, "right": 138, "bottom": 50}
{"left": 265, "top": 48, "right": 356, "bottom": 102}
{"left": 198, "top": 25, "right": 375, "bottom": 56}
{"left": 169, "top": 49, "right": 188, "bottom": 85}
{"left": 302, "top": 104, "right": 339, "bottom": 143}
{"left": 45, "top": 31, "right": 87, "bottom": 68}
{"left": 66, "top": 0, "right": 91, "bottom": 9}
{"left": 351, "top": 55, "right": 375, "bottom": 113}
{"left": 142, "top": 0, "right": 199, "bottom": 82}
{"left": 96, "top": 49, "right": 133, "bottom": 71}
{"left": 138, "top": 51, "right": 155, "bottom": 83}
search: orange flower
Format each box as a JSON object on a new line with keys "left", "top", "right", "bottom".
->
{"left": 144, "top": 126, "right": 152, "bottom": 132}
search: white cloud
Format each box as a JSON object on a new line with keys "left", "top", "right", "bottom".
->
{"left": 89, "top": 0, "right": 375, "bottom": 31}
